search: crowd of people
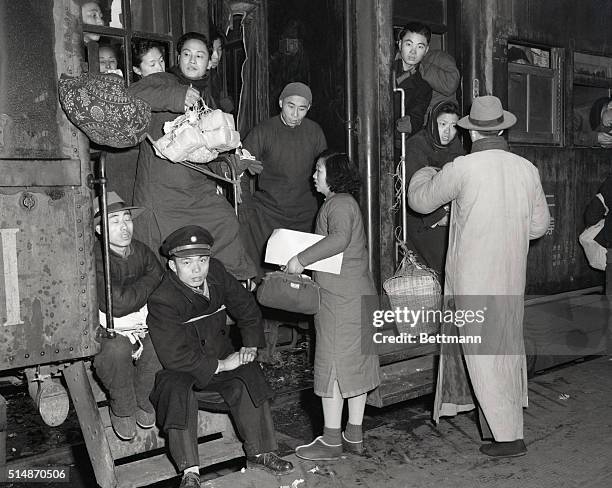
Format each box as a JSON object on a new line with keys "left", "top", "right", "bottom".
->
{"left": 80, "top": 8, "right": 553, "bottom": 486}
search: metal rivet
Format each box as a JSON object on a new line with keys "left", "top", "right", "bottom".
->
{"left": 69, "top": 347, "right": 74, "bottom": 351}
{"left": 79, "top": 247, "right": 83, "bottom": 251}
{"left": 25, "top": 353, "right": 30, "bottom": 358}
{"left": 40, "top": 351, "right": 45, "bottom": 356}
{"left": 55, "top": 349, "right": 59, "bottom": 354}
{"left": 84, "top": 345, "right": 89, "bottom": 349}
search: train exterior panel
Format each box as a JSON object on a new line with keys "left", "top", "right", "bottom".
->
{"left": 0, "top": 0, "right": 99, "bottom": 371}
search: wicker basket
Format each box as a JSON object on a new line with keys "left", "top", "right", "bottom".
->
{"left": 383, "top": 249, "right": 442, "bottom": 335}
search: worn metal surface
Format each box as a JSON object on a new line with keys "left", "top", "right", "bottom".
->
{"left": 0, "top": 189, "right": 98, "bottom": 370}
{"left": 0, "top": 1, "right": 97, "bottom": 371}
{"left": 0, "top": 0, "right": 62, "bottom": 159}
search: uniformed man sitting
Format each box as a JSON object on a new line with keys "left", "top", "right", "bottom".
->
{"left": 146, "top": 225, "right": 293, "bottom": 488}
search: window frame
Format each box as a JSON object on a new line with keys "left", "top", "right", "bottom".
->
{"left": 507, "top": 43, "right": 564, "bottom": 146}
{"left": 82, "top": 0, "right": 180, "bottom": 86}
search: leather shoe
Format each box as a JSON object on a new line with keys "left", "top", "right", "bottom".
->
{"left": 246, "top": 452, "right": 294, "bottom": 475}
{"left": 342, "top": 432, "right": 364, "bottom": 455}
{"left": 178, "top": 471, "right": 201, "bottom": 488}
{"left": 295, "top": 436, "right": 342, "bottom": 461}
{"left": 479, "top": 439, "right": 527, "bottom": 458}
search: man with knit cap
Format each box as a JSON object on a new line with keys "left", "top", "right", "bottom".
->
{"left": 240, "top": 81, "right": 327, "bottom": 279}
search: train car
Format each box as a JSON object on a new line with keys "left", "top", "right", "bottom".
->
{"left": 1, "top": 0, "right": 610, "bottom": 486}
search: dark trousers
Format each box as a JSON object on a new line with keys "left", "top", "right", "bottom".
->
{"left": 94, "top": 331, "right": 161, "bottom": 416}
{"left": 167, "top": 375, "right": 277, "bottom": 471}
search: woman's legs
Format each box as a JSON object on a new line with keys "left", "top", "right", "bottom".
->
{"left": 321, "top": 380, "right": 343, "bottom": 429}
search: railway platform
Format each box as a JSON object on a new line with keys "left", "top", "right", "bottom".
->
{"left": 201, "top": 355, "right": 612, "bottom": 488}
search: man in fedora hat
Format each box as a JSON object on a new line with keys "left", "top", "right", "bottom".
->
{"left": 93, "top": 191, "right": 163, "bottom": 441}
{"left": 408, "top": 95, "right": 550, "bottom": 458}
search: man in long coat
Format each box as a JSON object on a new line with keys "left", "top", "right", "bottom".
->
{"left": 240, "top": 82, "right": 327, "bottom": 279}
{"left": 408, "top": 96, "right": 550, "bottom": 458}
{"left": 146, "top": 226, "right": 293, "bottom": 488}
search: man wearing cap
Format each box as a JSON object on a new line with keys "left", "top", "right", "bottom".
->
{"left": 408, "top": 96, "right": 550, "bottom": 458}
{"left": 146, "top": 225, "right": 293, "bottom": 487}
{"left": 240, "top": 81, "right": 327, "bottom": 278}
{"left": 93, "top": 192, "right": 164, "bottom": 441}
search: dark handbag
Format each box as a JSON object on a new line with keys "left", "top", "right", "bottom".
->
{"left": 256, "top": 272, "right": 321, "bottom": 314}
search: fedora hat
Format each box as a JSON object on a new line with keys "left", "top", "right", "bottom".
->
{"left": 93, "top": 191, "right": 144, "bottom": 225}
{"left": 457, "top": 95, "right": 517, "bottom": 131}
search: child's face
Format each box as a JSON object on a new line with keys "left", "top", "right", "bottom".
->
{"left": 170, "top": 255, "right": 210, "bottom": 288}
{"left": 208, "top": 39, "right": 223, "bottom": 69}
{"left": 105, "top": 210, "right": 133, "bottom": 253}
{"left": 399, "top": 31, "right": 429, "bottom": 69}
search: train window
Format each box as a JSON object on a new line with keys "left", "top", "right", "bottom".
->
{"left": 507, "top": 43, "right": 563, "bottom": 145}
{"left": 572, "top": 52, "right": 612, "bottom": 147}
{"left": 130, "top": 0, "right": 170, "bottom": 35}
{"left": 80, "top": 0, "right": 175, "bottom": 85}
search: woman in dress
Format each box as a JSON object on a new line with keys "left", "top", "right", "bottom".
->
{"left": 286, "top": 151, "right": 380, "bottom": 460}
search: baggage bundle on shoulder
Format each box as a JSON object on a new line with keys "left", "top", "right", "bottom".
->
{"left": 150, "top": 99, "right": 240, "bottom": 164}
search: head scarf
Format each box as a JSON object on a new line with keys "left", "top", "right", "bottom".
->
{"left": 425, "top": 100, "right": 461, "bottom": 150}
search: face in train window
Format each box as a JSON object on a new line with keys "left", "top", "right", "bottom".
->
{"left": 132, "top": 40, "right": 167, "bottom": 79}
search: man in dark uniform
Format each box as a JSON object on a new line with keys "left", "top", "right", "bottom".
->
{"left": 147, "top": 225, "right": 293, "bottom": 488}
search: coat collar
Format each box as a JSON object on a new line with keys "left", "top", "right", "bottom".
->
{"left": 471, "top": 135, "right": 509, "bottom": 153}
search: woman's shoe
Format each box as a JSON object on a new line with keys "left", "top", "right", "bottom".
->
{"left": 342, "top": 431, "right": 364, "bottom": 455}
{"left": 295, "top": 436, "right": 342, "bottom": 461}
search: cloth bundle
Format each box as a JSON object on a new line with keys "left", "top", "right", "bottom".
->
{"left": 151, "top": 100, "right": 240, "bottom": 164}
{"left": 383, "top": 248, "right": 442, "bottom": 335}
{"left": 256, "top": 271, "right": 321, "bottom": 315}
{"left": 58, "top": 72, "right": 151, "bottom": 148}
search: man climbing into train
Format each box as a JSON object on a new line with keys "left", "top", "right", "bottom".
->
{"left": 146, "top": 225, "right": 294, "bottom": 488}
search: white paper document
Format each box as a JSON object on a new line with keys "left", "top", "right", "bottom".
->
{"left": 264, "top": 228, "right": 343, "bottom": 274}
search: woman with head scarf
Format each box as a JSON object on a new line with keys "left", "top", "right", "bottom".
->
{"left": 404, "top": 100, "right": 465, "bottom": 279}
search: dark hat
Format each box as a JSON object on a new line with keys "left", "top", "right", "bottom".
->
{"left": 589, "top": 97, "right": 612, "bottom": 131}
{"left": 457, "top": 95, "right": 517, "bottom": 131}
{"left": 93, "top": 191, "right": 143, "bottom": 225}
{"left": 279, "top": 82, "right": 312, "bottom": 104}
{"left": 58, "top": 72, "right": 151, "bottom": 148}
{"left": 161, "top": 225, "right": 214, "bottom": 258}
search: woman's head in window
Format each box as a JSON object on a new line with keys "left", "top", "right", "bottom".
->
{"left": 208, "top": 29, "right": 226, "bottom": 70}
{"left": 81, "top": 1, "right": 104, "bottom": 43}
{"left": 176, "top": 32, "right": 210, "bottom": 80}
{"left": 132, "top": 40, "right": 166, "bottom": 79}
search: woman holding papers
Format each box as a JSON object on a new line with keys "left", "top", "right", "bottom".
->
{"left": 286, "top": 151, "right": 380, "bottom": 461}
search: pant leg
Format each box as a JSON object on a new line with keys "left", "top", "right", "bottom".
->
{"left": 477, "top": 403, "right": 493, "bottom": 440}
{"left": 167, "top": 388, "right": 199, "bottom": 471}
{"left": 134, "top": 334, "right": 161, "bottom": 412}
{"left": 206, "top": 376, "right": 277, "bottom": 456}
{"left": 93, "top": 333, "right": 137, "bottom": 416}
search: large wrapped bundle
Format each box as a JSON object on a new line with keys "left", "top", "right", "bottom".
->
{"left": 383, "top": 249, "right": 442, "bottom": 335}
{"left": 58, "top": 72, "right": 151, "bottom": 148}
{"left": 152, "top": 101, "right": 240, "bottom": 164}
{"left": 151, "top": 124, "right": 207, "bottom": 163}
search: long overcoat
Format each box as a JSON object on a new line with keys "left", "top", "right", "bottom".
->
{"left": 408, "top": 137, "right": 550, "bottom": 441}
{"left": 128, "top": 72, "right": 256, "bottom": 279}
